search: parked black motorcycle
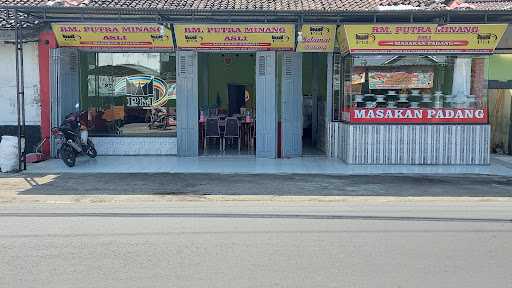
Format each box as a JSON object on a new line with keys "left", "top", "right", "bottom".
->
{"left": 52, "top": 104, "right": 97, "bottom": 167}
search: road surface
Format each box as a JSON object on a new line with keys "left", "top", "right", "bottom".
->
{"left": 1, "top": 173, "right": 512, "bottom": 197}
{"left": 0, "top": 202, "right": 511, "bottom": 288}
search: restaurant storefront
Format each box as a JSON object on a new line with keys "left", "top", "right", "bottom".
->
{"left": 47, "top": 23, "right": 178, "bottom": 155}
{"left": 45, "top": 22, "right": 335, "bottom": 158}
{"left": 329, "top": 23, "right": 507, "bottom": 164}
{"left": 40, "top": 20, "right": 507, "bottom": 164}
{"left": 172, "top": 23, "right": 334, "bottom": 157}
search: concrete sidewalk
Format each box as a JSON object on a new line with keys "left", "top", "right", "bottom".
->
{"left": 24, "top": 154, "right": 512, "bottom": 176}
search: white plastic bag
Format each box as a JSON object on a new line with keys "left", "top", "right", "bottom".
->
{"left": 0, "top": 136, "right": 24, "bottom": 172}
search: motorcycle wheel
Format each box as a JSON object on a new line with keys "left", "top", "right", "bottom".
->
{"left": 60, "top": 144, "right": 76, "bottom": 167}
{"left": 86, "top": 139, "right": 97, "bottom": 158}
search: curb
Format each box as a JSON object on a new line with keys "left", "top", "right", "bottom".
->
{"left": 2, "top": 194, "right": 512, "bottom": 204}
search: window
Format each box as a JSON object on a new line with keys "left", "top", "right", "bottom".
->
{"left": 333, "top": 54, "right": 489, "bottom": 124}
{"left": 80, "top": 52, "right": 177, "bottom": 136}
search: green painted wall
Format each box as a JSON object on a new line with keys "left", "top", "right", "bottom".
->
{"left": 197, "top": 52, "right": 329, "bottom": 116}
{"left": 302, "top": 53, "right": 313, "bottom": 96}
{"left": 302, "top": 53, "right": 328, "bottom": 100}
{"left": 200, "top": 53, "right": 256, "bottom": 112}
{"left": 489, "top": 54, "right": 512, "bottom": 81}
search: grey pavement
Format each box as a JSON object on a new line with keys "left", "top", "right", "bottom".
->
{"left": 1, "top": 173, "right": 512, "bottom": 197}
{"left": 0, "top": 202, "right": 511, "bottom": 288}
{"left": 24, "top": 155, "right": 512, "bottom": 176}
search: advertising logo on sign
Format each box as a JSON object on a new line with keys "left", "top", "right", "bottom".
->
{"left": 113, "top": 75, "right": 171, "bottom": 107}
{"left": 51, "top": 23, "right": 174, "bottom": 49}
{"left": 338, "top": 24, "right": 507, "bottom": 54}
{"left": 174, "top": 24, "right": 295, "bottom": 51}
{"left": 297, "top": 24, "right": 336, "bottom": 52}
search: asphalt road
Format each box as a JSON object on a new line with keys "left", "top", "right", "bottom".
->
{"left": 1, "top": 173, "right": 512, "bottom": 197}
{"left": 1, "top": 202, "right": 511, "bottom": 288}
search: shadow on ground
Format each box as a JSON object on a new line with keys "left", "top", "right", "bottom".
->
{"left": 1, "top": 173, "right": 512, "bottom": 197}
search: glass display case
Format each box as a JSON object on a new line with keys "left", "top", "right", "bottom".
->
{"left": 333, "top": 54, "right": 489, "bottom": 124}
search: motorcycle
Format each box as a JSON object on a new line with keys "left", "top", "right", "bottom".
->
{"left": 52, "top": 103, "right": 97, "bottom": 167}
{"left": 148, "top": 107, "right": 176, "bottom": 130}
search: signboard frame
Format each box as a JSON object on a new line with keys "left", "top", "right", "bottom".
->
{"left": 51, "top": 23, "right": 174, "bottom": 49}
{"left": 338, "top": 24, "right": 508, "bottom": 54}
{"left": 296, "top": 24, "right": 336, "bottom": 52}
{"left": 174, "top": 23, "right": 295, "bottom": 51}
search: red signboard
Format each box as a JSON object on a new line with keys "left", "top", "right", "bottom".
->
{"left": 350, "top": 108, "right": 488, "bottom": 124}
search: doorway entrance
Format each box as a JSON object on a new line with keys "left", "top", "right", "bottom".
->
{"left": 278, "top": 52, "right": 329, "bottom": 158}
{"left": 301, "top": 53, "right": 328, "bottom": 156}
{"left": 177, "top": 51, "right": 280, "bottom": 158}
{"left": 228, "top": 84, "right": 247, "bottom": 116}
{"left": 198, "top": 52, "right": 256, "bottom": 156}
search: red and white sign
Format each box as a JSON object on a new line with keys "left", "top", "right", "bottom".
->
{"left": 350, "top": 108, "right": 488, "bottom": 124}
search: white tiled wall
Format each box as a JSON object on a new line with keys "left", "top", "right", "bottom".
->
{"left": 329, "top": 123, "right": 490, "bottom": 165}
{"left": 90, "top": 137, "right": 177, "bottom": 155}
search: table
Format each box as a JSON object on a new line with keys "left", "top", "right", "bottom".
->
{"left": 199, "top": 119, "right": 206, "bottom": 151}
{"left": 241, "top": 120, "right": 254, "bottom": 152}
{"left": 199, "top": 118, "right": 255, "bottom": 153}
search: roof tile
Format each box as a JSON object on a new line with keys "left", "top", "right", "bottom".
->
{"left": 466, "top": 0, "right": 512, "bottom": 10}
{"left": 0, "top": 0, "right": 509, "bottom": 12}
{"left": 0, "top": 0, "right": 444, "bottom": 10}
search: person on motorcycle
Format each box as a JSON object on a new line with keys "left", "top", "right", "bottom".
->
{"left": 53, "top": 103, "right": 97, "bottom": 167}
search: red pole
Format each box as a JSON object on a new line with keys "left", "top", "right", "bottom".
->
{"left": 38, "top": 31, "right": 57, "bottom": 156}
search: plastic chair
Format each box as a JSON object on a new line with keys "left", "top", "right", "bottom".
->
{"left": 205, "top": 117, "right": 223, "bottom": 152}
{"left": 208, "top": 108, "right": 218, "bottom": 117}
{"left": 224, "top": 117, "right": 240, "bottom": 153}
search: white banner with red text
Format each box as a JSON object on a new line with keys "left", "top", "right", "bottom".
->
{"left": 349, "top": 108, "right": 488, "bottom": 124}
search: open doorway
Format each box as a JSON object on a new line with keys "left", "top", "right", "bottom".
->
{"left": 228, "top": 84, "right": 247, "bottom": 116}
{"left": 489, "top": 89, "right": 512, "bottom": 154}
{"left": 302, "top": 53, "right": 328, "bottom": 156}
{"left": 488, "top": 55, "right": 512, "bottom": 155}
{"left": 198, "top": 53, "right": 256, "bottom": 156}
